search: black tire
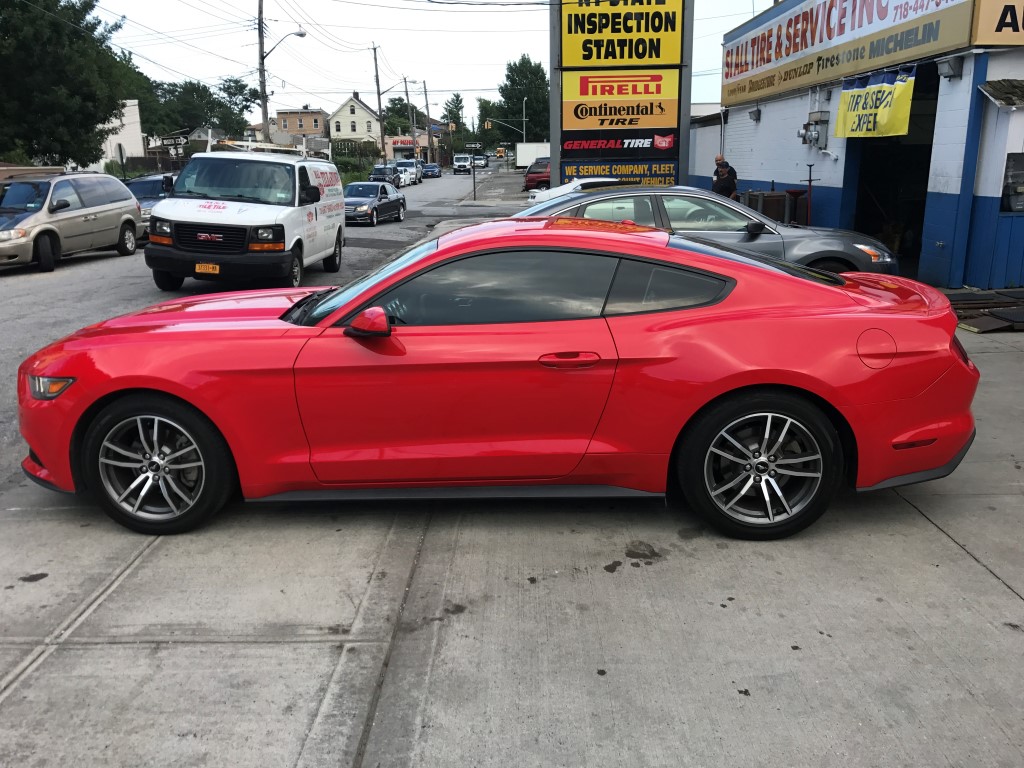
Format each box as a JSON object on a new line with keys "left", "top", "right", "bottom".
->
{"left": 810, "top": 258, "right": 852, "bottom": 275}
{"left": 536, "top": 183, "right": 549, "bottom": 191}
{"left": 116, "top": 223, "right": 137, "bottom": 256}
{"left": 82, "top": 394, "right": 236, "bottom": 534}
{"left": 283, "top": 248, "right": 304, "bottom": 288}
{"left": 368, "top": 209, "right": 378, "bottom": 227}
{"left": 396, "top": 204, "right": 406, "bottom": 223}
{"left": 35, "top": 233, "right": 58, "bottom": 272}
{"left": 678, "top": 392, "right": 842, "bottom": 540}
{"left": 153, "top": 270, "right": 184, "bottom": 291}
{"left": 323, "top": 229, "right": 342, "bottom": 272}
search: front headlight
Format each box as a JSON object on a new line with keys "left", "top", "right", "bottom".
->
{"left": 854, "top": 243, "right": 894, "bottom": 263}
{"left": 0, "top": 228, "right": 27, "bottom": 242}
{"left": 29, "top": 376, "right": 75, "bottom": 400}
{"left": 153, "top": 219, "right": 171, "bottom": 235}
{"left": 141, "top": 207, "right": 152, "bottom": 217}
{"left": 355, "top": 205, "right": 369, "bottom": 212}
{"left": 255, "top": 227, "right": 277, "bottom": 240}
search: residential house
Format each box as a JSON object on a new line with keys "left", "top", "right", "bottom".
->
{"left": 275, "top": 108, "right": 329, "bottom": 137}
{"left": 328, "top": 92, "right": 381, "bottom": 149}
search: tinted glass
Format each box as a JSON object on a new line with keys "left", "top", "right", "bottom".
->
{"left": 663, "top": 195, "right": 751, "bottom": 232}
{"left": 605, "top": 259, "right": 727, "bottom": 315}
{"left": 376, "top": 250, "right": 617, "bottom": 326}
{"left": 51, "top": 180, "right": 83, "bottom": 211}
{"left": 345, "top": 183, "right": 379, "bottom": 198}
{"left": 126, "top": 179, "right": 163, "bottom": 198}
{"left": 668, "top": 237, "right": 845, "bottom": 285}
{"left": 0, "top": 181, "right": 50, "bottom": 211}
{"left": 76, "top": 178, "right": 109, "bottom": 207}
{"left": 175, "top": 158, "right": 295, "bottom": 205}
{"left": 579, "top": 195, "right": 656, "bottom": 227}
{"left": 101, "top": 177, "right": 133, "bottom": 203}
{"left": 527, "top": 162, "right": 548, "bottom": 174}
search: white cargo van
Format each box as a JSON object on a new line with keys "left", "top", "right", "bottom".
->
{"left": 144, "top": 152, "right": 345, "bottom": 291}
{"left": 453, "top": 154, "right": 473, "bottom": 175}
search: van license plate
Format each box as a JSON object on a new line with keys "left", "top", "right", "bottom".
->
{"left": 195, "top": 263, "right": 220, "bottom": 274}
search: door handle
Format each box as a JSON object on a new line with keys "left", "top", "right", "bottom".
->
{"left": 538, "top": 352, "right": 601, "bottom": 369}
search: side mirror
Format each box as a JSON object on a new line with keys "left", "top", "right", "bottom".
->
{"left": 745, "top": 220, "right": 766, "bottom": 236}
{"left": 344, "top": 306, "right": 392, "bottom": 338}
{"left": 161, "top": 175, "right": 174, "bottom": 193}
{"left": 302, "top": 186, "right": 321, "bottom": 204}
{"left": 49, "top": 199, "right": 71, "bottom": 213}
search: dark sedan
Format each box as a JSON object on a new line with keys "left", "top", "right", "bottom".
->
{"left": 344, "top": 182, "right": 406, "bottom": 226}
{"left": 422, "top": 163, "right": 442, "bottom": 178}
{"left": 519, "top": 186, "right": 898, "bottom": 274}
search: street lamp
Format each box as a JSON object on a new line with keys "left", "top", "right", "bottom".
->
{"left": 259, "top": 25, "right": 306, "bottom": 142}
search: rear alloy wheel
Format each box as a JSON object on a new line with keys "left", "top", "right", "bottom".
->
{"left": 323, "top": 229, "right": 342, "bottom": 272}
{"left": 678, "top": 392, "right": 842, "bottom": 539}
{"left": 536, "top": 183, "right": 549, "bottom": 191}
{"left": 35, "top": 234, "right": 58, "bottom": 272}
{"left": 396, "top": 204, "right": 406, "bottom": 222}
{"left": 82, "top": 395, "right": 236, "bottom": 534}
{"left": 116, "top": 223, "right": 137, "bottom": 255}
{"left": 152, "top": 270, "right": 184, "bottom": 291}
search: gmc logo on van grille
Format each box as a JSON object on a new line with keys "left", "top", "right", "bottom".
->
{"left": 196, "top": 233, "right": 223, "bottom": 242}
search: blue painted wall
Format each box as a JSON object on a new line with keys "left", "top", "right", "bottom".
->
{"left": 965, "top": 200, "right": 1024, "bottom": 288}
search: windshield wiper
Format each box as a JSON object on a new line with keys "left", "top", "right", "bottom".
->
{"left": 173, "top": 190, "right": 207, "bottom": 198}
{"left": 283, "top": 287, "right": 337, "bottom": 325}
{"left": 218, "top": 194, "right": 270, "bottom": 203}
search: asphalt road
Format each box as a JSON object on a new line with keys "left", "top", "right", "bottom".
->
{"left": 1, "top": 166, "right": 1023, "bottom": 767}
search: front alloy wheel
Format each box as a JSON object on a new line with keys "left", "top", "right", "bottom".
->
{"left": 83, "top": 395, "right": 236, "bottom": 533}
{"left": 679, "top": 393, "right": 841, "bottom": 539}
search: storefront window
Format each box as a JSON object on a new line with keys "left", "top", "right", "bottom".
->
{"left": 1002, "top": 154, "right": 1024, "bottom": 213}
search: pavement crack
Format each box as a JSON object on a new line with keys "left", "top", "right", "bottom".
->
{"left": 897, "top": 490, "right": 1024, "bottom": 602}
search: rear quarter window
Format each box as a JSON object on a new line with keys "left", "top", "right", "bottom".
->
{"left": 604, "top": 258, "right": 729, "bottom": 315}
{"left": 75, "top": 178, "right": 110, "bottom": 208}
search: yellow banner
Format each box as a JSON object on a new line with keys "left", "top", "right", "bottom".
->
{"left": 972, "top": 0, "right": 1024, "bottom": 44}
{"left": 562, "top": 69, "right": 680, "bottom": 130}
{"left": 561, "top": 0, "right": 684, "bottom": 68}
{"left": 835, "top": 66, "right": 915, "bottom": 137}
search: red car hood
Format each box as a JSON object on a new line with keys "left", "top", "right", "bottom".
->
{"left": 75, "top": 287, "right": 316, "bottom": 337}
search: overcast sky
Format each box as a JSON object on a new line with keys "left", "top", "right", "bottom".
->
{"left": 95, "top": 0, "right": 774, "bottom": 126}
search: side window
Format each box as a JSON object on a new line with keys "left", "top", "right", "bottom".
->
{"left": 298, "top": 118, "right": 304, "bottom": 129}
{"left": 663, "top": 195, "right": 751, "bottom": 232}
{"left": 366, "top": 121, "right": 372, "bottom": 132}
{"left": 375, "top": 251, "right": 617, "bottom": 326}
{"left": 579, "top": 196, "right": 656, "bottom": 227}
{"left": 383, "top": 184, "right": 396, "bottom": 196}
{"left": 101, "top": 178, "right": 132, "bottom": 203}
{"left": 334, "top": 121, "right": 340, "bottom": 132}
{"left": 51, "top": 180, "right": 83, "bottom": 211}
{"left": 349, "top": 105, "right": 355, "bottom": 115}
{"left": 76, "top": 178, "right": 110, "bottom": 208}
{"left": 298, "top": 167, "right": 311, "bottom": 190}
{"left": 281, "top": 118, "right": 288, "bottom": 129}
{"left": 605, "top": 259, "right": 727, "bottom": 315}
{"left": 350, "top": 121, "right": 356, "bottom": 132}
{"left": 313, "top": 118, "right": 319, "bottom": 129}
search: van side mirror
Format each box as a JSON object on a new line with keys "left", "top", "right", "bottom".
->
{"left": 745, "top": 220, "right": 766, "bottom": 236}
{"left": 161, "top": 175, "right": 174, "bottom": 194}
{"left": 302, "top": 186, "right": 321, "bottom": 204}
{"left": 49, "top": 199, "right": 71, "bottom": 213}
{"left": 344, "top": 307, "right": 391, "bottom": 337}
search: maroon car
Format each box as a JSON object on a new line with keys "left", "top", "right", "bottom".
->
{"left": 522, "top": 160, "right": 550, "bottom": 192}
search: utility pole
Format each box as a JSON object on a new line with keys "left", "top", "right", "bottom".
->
{"left": 258, "top": 0, "right": 269, "bottom": 142}
{"left": 403, "top": 76, "right": 417, "bottom": 159}
{"left": 422, "top": 81, "right": 434, "bottom": 164}
{"left": 372, "top": 45, "right": 386, "bottom": 161}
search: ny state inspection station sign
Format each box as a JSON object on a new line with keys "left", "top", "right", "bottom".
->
{"left": 561, "top": 0, "right": 684, "bottom": 66}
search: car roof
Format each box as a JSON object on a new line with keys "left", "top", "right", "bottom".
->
{"left": 190, "top": 151, "right": 327, "bottom": 165}
{"left": 435, "top": 216, "right": 671, "bottom": 251}
{"left": 2, "top": 171, "right": 114, "bottom": 183}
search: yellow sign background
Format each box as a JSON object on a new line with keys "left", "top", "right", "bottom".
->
{"left": 834, "top": 69, "right": 915, "bottom": 137}
{"left": 561, "top": 0, "right": 684, "bottom": 68}
{"left": 562, "top": 69, "right": 680, "bottom": 130}
{"left": 972, "top": 0, "right": 1024, "bottom": 44}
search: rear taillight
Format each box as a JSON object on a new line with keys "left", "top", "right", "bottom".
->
{"left": 952, "top": 336, "right": 972, "bottom": 366}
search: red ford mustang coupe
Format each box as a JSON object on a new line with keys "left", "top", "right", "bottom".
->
{"left": 18, "top": 219, "right": 978, "bottom": 539}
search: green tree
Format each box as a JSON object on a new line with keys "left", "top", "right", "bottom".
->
{"left": 0, "top": 0, "right": 128, "bottom": 165}
{"left": 215, "top": 77, "right": 260, "bottom": 137}
{"left": 440, "top": 93, "right": 466, "bottom": 131}
{"left": 497, "top": 55, "right": 550, "bottom": 142}
{"left": 476, "top": 97, "right": 502, "bottom": 150}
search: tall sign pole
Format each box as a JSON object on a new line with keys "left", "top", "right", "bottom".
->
{"left": 423, "top": 81, "right": 435, "bottom": 164}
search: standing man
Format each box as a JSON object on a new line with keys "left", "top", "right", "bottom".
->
{"left": 712, "top": 154, "right": 738, "bottom": 199}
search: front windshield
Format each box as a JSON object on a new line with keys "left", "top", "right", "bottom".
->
{"left": 305, "top": 239, "right": 439, "bottom": 324}
{"left": 0, "top": 181, "right": 50, "bottom": 212}
{"left": 345, "top": 183, "right": 380, "bottom": 198}
{"left": 173, "top": 157, "right": 295, "bottom": 205}
{"left": 372, "top": 165, "right": 390, "bottom": 174}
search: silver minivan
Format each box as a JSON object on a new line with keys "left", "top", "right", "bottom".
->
{"left": 0, "top": 172, "right": 140, "bottom": 272}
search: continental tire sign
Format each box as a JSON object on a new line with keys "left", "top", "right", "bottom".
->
{"left": 562, "top": 0, "right": 684, "bottom": 67}
{"left": 563, "top": 70, "right": 680, "bottom": 130}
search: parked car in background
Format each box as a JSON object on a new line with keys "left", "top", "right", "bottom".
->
{"left": 19, "top": 218, "right": 977, "bottom": 537}
{"left": 0, "top": 171, "right": 139, "bottom": 272}
{"left": 422, "top": 163, "right": 442, "bottom": 178}
{"left": 453, "top": 154, "right": 472, "bottom": 175}
{"left": 396, "top": 166, "right": 413, "bottom": 188}
{"left": 473, "top": 155, "right": 489, "bottom": 168}
{"left": 395, "top": 159, "right": 422, "bottom": 185}
{"left": 522, "top": 161, "right": 550, "bottom": 192}
{"left": 125, "top": 173, "right": 177, "bottom": 239}
{"left": 527, "top": 176, "right": 620, "bottom": 204}
{"left": 343, "top": 182, "right": 406, "bottom": 226}
{"left": 369, "top": 164, "right": 401, "bottom": 187}
{"left": 519, "top": 186, "right": 899, "bottom": 274}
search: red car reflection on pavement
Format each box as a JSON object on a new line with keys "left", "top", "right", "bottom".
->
{"left": 18, "top": 218, "right": 978, "bottom": 538}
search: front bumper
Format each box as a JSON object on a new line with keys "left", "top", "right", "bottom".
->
{"left": 145, "top": 242, "right": 292, "bottom": 280}
{"left": 0, "top": 237, "right": 35, "bottom": 267}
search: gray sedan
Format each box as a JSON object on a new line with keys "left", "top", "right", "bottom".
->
{"left": 519, "top": 186, "right": 898, "bottom": 274}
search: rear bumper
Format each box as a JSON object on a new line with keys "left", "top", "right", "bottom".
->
{"left": 145, "top": 243, "right": 292, "bottom": 280}
{"left": 858, "top": 429, "right": 975, "bottom": 492}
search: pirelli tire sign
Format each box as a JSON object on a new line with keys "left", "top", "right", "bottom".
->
{"left": 560, "top": 0, "right": 686, "bottom": 186}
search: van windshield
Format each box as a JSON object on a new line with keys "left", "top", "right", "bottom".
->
{"left": 173, "top": 157, "right": 296, "bottom": 205}
{"left": 0, "top": 181, "right": 50, "bottom": 212}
